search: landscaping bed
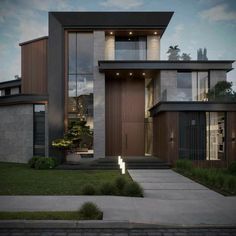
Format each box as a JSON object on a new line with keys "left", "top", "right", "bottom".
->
{"left": 0, "top": 162, "right": 143, "bottom": 197}
{"left": 174, "top": 160, "right": 236, "bottom": 196}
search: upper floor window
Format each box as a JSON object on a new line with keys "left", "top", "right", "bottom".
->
{"left": 115, "top": 36, "right": 146, "bottom": 60}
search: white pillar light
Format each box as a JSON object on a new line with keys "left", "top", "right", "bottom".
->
{"left": 121, "top": 162, "right": 126, "bottom": 174}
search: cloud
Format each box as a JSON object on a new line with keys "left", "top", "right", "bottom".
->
{"left": 100, "top": 0, "right": 143, "bottom": 10}
{"left": 200, "top": 4, "right": 236, "bottom": 22}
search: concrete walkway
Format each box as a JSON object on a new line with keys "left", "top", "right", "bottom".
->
{"left": 0, "top": 169, "right": 236, "bottom": 225}
{"left": 128, "top": 169, "right": 223, "bottom": 200}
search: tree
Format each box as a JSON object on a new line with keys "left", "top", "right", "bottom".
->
{"left": 52, "top": 120, "right": 93, "bottom": 151}
{"left": 181, "top": 53, "right": 191, "bottom": 61}
{"left": 207, "top": 81, "right": 236, "bottom": 101}
{"left": 167, "top": 45, "right": 181, "bottom": 60}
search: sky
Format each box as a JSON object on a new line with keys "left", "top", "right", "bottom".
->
{"left": 0, "top": 0, "right": 236, "bottom": 89}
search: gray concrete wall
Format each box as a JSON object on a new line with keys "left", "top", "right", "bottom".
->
{"left": 147, "top": 35, "right": 160, "bottom": 60}
{"left": 93, "top": 31, "right": 106, "bottom": 158}
{"left": 0, "top": 104, "right": 33, "bottom": 163}
{"left": 105, "top": 35, "right": 115, "bottom": 60}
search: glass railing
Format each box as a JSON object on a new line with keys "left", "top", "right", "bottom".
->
{"left": 115, "top": 49, "right": 147, "bottom": 60}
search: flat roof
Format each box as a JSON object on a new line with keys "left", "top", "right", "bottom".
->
{"left": 50, "top": 12, "right": 173, "bottom": 36}
{"left": 0, "top": 79, "right": 21, "bottom": 89}
{"left": 19, "top": 36, "right": 48, "bottom": 46}
{"left": 98, "top": 60, "right": 234, "bottom": 72}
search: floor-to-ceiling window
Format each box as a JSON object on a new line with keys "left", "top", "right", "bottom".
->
{"left": 206, "top": 112, "right": 225, "bottom": 160}
{"left": 175, "top": 71, "right": 209, "bottom": 101}
{"left": 67, "top": 32, "right": 94, "bottom": 153}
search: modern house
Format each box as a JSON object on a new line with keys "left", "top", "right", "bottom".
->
{"left": 0, "top": 12, "right": 235, "bottom": 167}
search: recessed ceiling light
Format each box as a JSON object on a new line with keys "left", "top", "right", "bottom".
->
{"left": 142, "top": 72, "right": 146, "bottom": 76}
{"left": 154, "top": 32, "right": 157, "bottom": 35}
{"left": 129, "top": 72, "right": 133, "bottom": 76}
{"left": 110, "top": 32, "right": 113, "bottom": 35}
{"left": 116, "top": 72, "right": 120, "bottom": 76}
{"left": 129, "top": 31, "right": 133, "bottom": 35}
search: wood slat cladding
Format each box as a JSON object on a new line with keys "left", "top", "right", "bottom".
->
{"left": 153, "top": 112, "right": 178, "bottom": 163}
{"left": 21, "top": 38, "right": 48, "bottom": 94}
{"left": 105, "top": 77, "right": 145, "bottom": 156}
{"left": 227, "top": 112, "right": 236, "bottom": 164}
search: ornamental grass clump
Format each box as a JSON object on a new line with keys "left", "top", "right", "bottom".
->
{"left": 175, "top": 159, "right": 193, "bottom": 172}
{"left": 100, "top": 182, "right": 117, "bottom": 195}
{"left": 115, "top": 176, "right": 127, "bottom": 194}
{"left": 78, "top": 202, "right": 103, "bottom": 220}
{"left": 124, "top": 181, "right": 143, "bottom": 197}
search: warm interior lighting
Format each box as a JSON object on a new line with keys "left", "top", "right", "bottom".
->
{"left": 129, "top": 31, "right": 133, "bottom": 35}
{"left": 129, "top": 72, "right": 133, "bottom": 76}
{"left": 154, "top": 32, "right": 157, "bottom": 35}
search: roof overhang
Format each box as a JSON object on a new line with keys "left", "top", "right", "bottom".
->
{"left": 0, "top": 94, "right": 48, "bottom": 106}
{"left": 50, "top": 12, "right": 174, "bottom": 37}
{"left": 98, "top": 60, "right": 234, "bottom": 72}
{"left": 149, "top": 101, "right": 236, "bottom": 116}
{"left": 0, "top": 79, "right": 21, "bottom": 89}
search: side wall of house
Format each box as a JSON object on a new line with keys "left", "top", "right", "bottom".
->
{"left": 0, "top": 104, "right": 33, "bottom": 163}
{"left": 21, "top": 39, "right": 48, "bottom": 95}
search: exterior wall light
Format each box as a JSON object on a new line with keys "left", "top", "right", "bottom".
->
{"left": 142, "top": 72, "right": 146, "bottom": 76}
{"left": 169, "top": 132, "right": 174, "bottom": 142}
{"left": 116, "top": 72, "right": 120, "bottom": 76}
{"left": 154, "top": 32, "right": 157, "bottom": 35}
{"left": 129, "top": 31, "right": 133, "bottom": 35}
{"left": 110, "top": 32, "right": 113, "bottom": 35}
{"left": 129, "top": 72, "right": 133, "bottom": 76}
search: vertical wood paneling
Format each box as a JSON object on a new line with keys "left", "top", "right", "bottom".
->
{"left": 152, "top": 112, "right": 178, "bottom": 164}
{"left": 105, "top": 76, "right": 145, "bottom": 156}
{"left": 21, "top": 38, "right": 48, "bottom": 94}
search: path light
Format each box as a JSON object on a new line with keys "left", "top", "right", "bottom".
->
{"left": 121, "top": 161, "right": 126, "bottom": 175}
{"left": 118, "top": 155, "right": 121, "bottom": 165}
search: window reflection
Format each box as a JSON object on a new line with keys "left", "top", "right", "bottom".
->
{"left": 115, "top": 36, "right": 146, "bottom": 60}
{"left": 67, "top": 32, "right": 94, "bottom": 154}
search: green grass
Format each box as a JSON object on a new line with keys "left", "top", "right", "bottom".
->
{"left": 0, "top": 162, "right": 132, "bottom": 195}
{"left": 174, "top": 160, "right": 236, "bottom": 196}
{"left": 0, "top": 211, "right": 102, "bottom": 220}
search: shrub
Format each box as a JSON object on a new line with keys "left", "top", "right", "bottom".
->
{"left": 28, "top": 156, "right": 40, "bottom": 168}
{"left": 81, "top": 184, "right": 96, "bottom": 195}
{"left": 78, "top": 202, "right": 102, "bottom": 220}
{"left": 124, "top": 182, "right": 143, "bottom": 197}
{"left": 228, "top": 161, "right": 236, "bottom": 175}
{"left": 100, "top": 182, "right": 117, "bottom": 195}
{"left": 34, "top": 157, "right": 57, "bottom": 170}
{"left": 224, "top": 176, "right": 236, "bottom": 194}
{"left": 175, "top": 160, "right": 193, "bottom": 172}
{"left": 115, "top": 177, "right": 127, "bottom": 193}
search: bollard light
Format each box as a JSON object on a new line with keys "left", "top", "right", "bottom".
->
{"left": 121, "top": 162, "right": 125, "bottom": 174}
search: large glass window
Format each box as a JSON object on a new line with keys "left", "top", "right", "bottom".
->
{"left": 115, "top": 36, "right": 146, "bottom": 60}
{"left": 67, "top": 32, "right": 94, "bottom": 153}
{"left": 176, "top": 72, "right": 208, "bottom": 101}
{"left": 206, "top": 112, "right": 225, "bottom": 160}
{"left": 33, "top": 104, "right": 45, "bottom": 156}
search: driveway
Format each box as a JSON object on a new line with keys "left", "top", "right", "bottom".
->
{"left": 128, "top": 169, "right": 223, "bottom": 200}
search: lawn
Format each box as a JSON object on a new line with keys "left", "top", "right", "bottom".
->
{"left": 174, "top": 160, "right": 236, "bottom": 196}
{"left": 0, "top": 162, "right": 132, "bottom": 195}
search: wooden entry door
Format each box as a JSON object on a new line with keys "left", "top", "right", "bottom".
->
{"left": 105, "top": 76, "right": 145, "bottom": 156}
{"left": 121, "top": 78, "right": 145, "bottom": 156}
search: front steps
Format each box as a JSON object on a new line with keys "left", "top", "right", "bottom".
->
{"left": 57, "top": 156, "right": 171, "bottom": 170}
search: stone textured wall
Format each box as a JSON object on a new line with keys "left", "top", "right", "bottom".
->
{"left": 105, "top": 35, "right": 115, "bottom": 60}
{"left": 93, "top": 31, "right": 106, "bottom": 158}
{"left": 147, "top": 35, "right": 160, "bottom": 60}
{"left": 0, "top": 104, "right": 33, "bottom": 163}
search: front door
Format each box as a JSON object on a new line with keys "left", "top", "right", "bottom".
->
{"left": 121, "top": 78, "right": 145, "bottom": 156}
{"left": 105, "top": 76, "right": 145, "bottom": 156}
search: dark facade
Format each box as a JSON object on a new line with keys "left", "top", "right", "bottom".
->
{"left": 0, "top": 11, "right": 235, "bottom": 166}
